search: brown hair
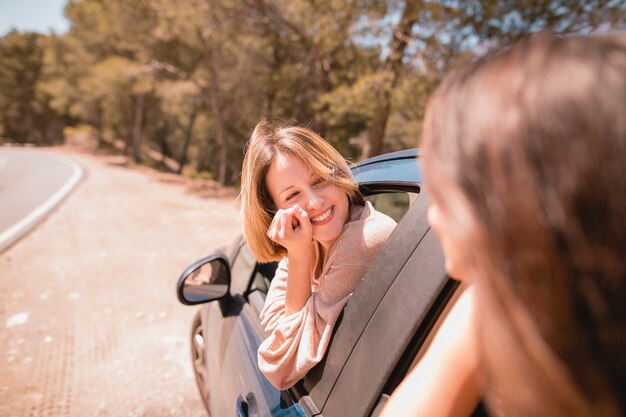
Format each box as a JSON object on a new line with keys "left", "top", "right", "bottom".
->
{"left": 240, "top": 120, "right": 364, "bottom": 262}
{"left": 422, "top": 33, "right": 626, "bottom": 417}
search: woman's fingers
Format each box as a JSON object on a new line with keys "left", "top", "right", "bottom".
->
{"left": 267, "top": 208, "right": 295, "bottom": 242}
{"left": 267, "top": 206, "right": 312, "bottom": 248}
{"left": 267, "top": 209, "right": 284, "bottom": 241}
{"left": 279, "top": 210, "right": 291, "bottom": 240}
{"left": 292, "top": 206, "right": 312, "bottom": 236}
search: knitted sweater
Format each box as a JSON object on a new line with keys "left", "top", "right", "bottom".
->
{"left": 258, "top": 201, "right": 397, "bottom": 389}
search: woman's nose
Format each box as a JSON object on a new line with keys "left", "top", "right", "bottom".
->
{"left": 305, "top": 191, "right": 323, "bottom": 211}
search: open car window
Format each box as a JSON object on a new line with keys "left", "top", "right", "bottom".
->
{"left": 242, "top": 151, "right": 425, "bottom": 414}
{"left": 246, "top": 185, "right": 418, "bottom": 294}
{"left": 230, "top": 240, "right": 256, "bottom": 294}
{"left": 364, "top": 191, "right": 417, "bottom": 223}
{"left": 247, "top": 189, "right": 418, "bottom": 301}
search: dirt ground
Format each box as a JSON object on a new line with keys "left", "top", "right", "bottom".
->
{"left": 0, "top": 146, "right": 242, "bottom": 417}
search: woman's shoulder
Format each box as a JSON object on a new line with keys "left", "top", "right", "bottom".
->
{"left": 338, "top": 202, "right": 397, "bottom": 256}
{"left": 365, "top": 201, "right": 397, "bottom": 224}
{"left": 360, "top": 201, "right": 397, "bottom": 237}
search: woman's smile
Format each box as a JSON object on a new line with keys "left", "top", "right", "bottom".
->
{"left": 310, "top": 206, "right": 334, "bottom": 225}
{"left": 266, "top": 152, "right": 350, "bottom": 249}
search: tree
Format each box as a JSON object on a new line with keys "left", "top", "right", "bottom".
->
{"left": 0, "top": 31, "right": 44, "bottom": 143}
{"left": 10, "top": 0, "right": 620, "bottom": 176}
{"left": 363, "top": 0, "right": 419, "bottom": 159}
{"left": 359, "top": 0, "right": 626, "bottom": 158}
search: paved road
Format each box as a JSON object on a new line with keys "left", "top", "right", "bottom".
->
{"left": 0, "top": 147, "right": 241, "bottom": 417}
{"left": 0, "top": 149, "right": 82, "bottom": 252}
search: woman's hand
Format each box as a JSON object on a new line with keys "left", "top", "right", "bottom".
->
{"left": 268, "top": 205, "right": 313, "bottom": 314}
{"left": 267, "top": 205, "right": 312, "bottom": 258}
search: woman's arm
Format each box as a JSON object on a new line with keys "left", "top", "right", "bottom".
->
{"left": 267, "top": 204, "right": 314, "bottom": 315}
{"left": 258, "top": 204, "right": 396, "bottom": 389}
{"left": 258, "top": 261, "right": 370, "bottom": 389}
{"left": 284, "top": 250, "right": 312, "bottom": 315}
{"left": 379, "top": 287, "right": 480, "bottom": 417}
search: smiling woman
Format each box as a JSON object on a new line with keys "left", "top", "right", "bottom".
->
{"left": 239, "top": 120, "right": 397, "bottom": 389}
{"left": 265, "top": 151, "right": 351, "bottom": 255}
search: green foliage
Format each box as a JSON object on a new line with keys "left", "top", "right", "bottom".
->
{"left": 0, "top": 30, "right": 65, "bottom": 143}
{"left": 0, "top": 0, "right": 623, "bottom": 178}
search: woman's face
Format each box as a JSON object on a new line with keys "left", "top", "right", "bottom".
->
{"left": 265, "top": 151, "right": 350, "bottom": 249}
{"left": 427, "top": 196, "right": 476, "bottom": 281}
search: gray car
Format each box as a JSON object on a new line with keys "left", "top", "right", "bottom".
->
{"left": 176, "top": 149, "right": 486, "bottom": 417}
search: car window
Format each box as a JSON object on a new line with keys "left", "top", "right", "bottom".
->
{"left": 253, "top": 190, "right": 417, "bottom": 299}
{"left": 230, "top": 242, "right": 257, "bottom": 294}
{"left": 249, "top": 262, "right": 277, "bottom": 295}
{"left": 250, "top": 271, "right": 270, "bottom": 294}
{"left": 364, "top": 191, "right": 417, "bottom": 223}
{"left": 247, "top": 262, "right": 278, "bottom": 314}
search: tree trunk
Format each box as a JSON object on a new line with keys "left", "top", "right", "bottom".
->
{"left": 365, "top": 99, "right": 392, "bottom": 159}
{"left": 124, "top": 104, "right": 134, "bottom": 156}
{"left": 363, "top": 0, "right": 420, "bottom": 159}
{"left": 209, "top": 71, "right": 228, "bottom": 185}
{"left": 131, "top": 93, "right": 145, "bottom": 163}
{"left": 177, "top": 107, "right": 198, "bottom": 175}
{"left": 158, "top": 119, "right": 171, "bottom": 162}
{"left": 196, "top": 29, "right": 228, "bottom": 185}
{"left": 310, "top": 48, "right": 331, "bottom": 137}
{"left": 95, "top": 100, "right": 104, "bottom": 148}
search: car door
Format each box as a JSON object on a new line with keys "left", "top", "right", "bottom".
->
{"left": 201, "top": 238, "right": 306, "bottom": 417}
{"left": 201, "top": 149, "right": 451, "bottom": 417}
{"left": 308, "top": 193, "right": 455, "bottom": 416}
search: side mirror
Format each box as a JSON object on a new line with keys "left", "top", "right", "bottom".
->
{"left": 176, "top": 252, "right": 231, "bottom": 305}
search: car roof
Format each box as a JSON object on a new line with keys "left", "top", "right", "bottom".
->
{"left": 351, "top": 148, "right": 419, "bottom": 168}
{"left": 350, "top": 148, "right": 422, "bottom": 194}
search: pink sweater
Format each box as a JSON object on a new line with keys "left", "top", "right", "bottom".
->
{"left": 258, "top": 201, "right": 397, "bottom": 389}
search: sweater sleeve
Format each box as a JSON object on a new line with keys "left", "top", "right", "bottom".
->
{"left": 257, "top": 260, "right": 371, "bottom": 390}
{"left": 259, "top": 258, "right": 290, "bottom": 334}
{"left": 257, "top": 204, "right": 397, "bottom": 390}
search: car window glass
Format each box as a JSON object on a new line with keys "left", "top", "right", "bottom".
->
{"left": 365, "top": 191, "right": 417, "bottom": 223}
{"left": 250, "top": 271, "right": 270, "bottom": 294}
{"left": 249, "top": 262, "right": 277, "bottom": 294}
{"left": 226, "top": 236, "right": 243, "bottom": 260}
{"left": 230, "top": 243, "right": 256, "bottom": 294}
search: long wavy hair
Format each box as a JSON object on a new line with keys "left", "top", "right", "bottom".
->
{"left": 422, "top": 33, "right": 626, "bottom": 417}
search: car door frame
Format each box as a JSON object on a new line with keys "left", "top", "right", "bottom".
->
{"left": 290, "top": 150, "right": 456, "bottom": 417}
{"left": 288, "top": 188, "right": 455, "bottom": 417}
{"left": 202, "top": 149, "right": 455, "bottom": 417}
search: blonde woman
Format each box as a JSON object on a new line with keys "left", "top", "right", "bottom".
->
{"left": 240, "top": 120, "right": 397, "bottom": 390}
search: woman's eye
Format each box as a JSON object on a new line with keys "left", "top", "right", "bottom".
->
{"left": 313, "top": 178, "right": 325, "bottom": 186}
{"left": 286, "top": 192, "right": 299, "bottom": 201}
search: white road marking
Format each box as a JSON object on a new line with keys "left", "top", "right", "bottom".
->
{"left": 0, "top": 151, "right": 83, "bottom": 252}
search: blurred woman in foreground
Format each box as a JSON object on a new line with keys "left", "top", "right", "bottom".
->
{"left": 383, "top": 33, "right": 626, "bottom": 417}
{"left": 424, "top": 32, "right": 626, "bottom": 416}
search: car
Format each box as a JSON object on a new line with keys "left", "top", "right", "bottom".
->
{"left": 176, "top": 149, "right": 484, "bottom": 417}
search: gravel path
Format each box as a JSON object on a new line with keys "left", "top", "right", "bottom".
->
{"left": 0, "top": 147, "right": 241, "bottom": 417}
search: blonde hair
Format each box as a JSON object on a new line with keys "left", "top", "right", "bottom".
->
{"left": 240, "top": 120, "right": 364, "bottom": 262}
